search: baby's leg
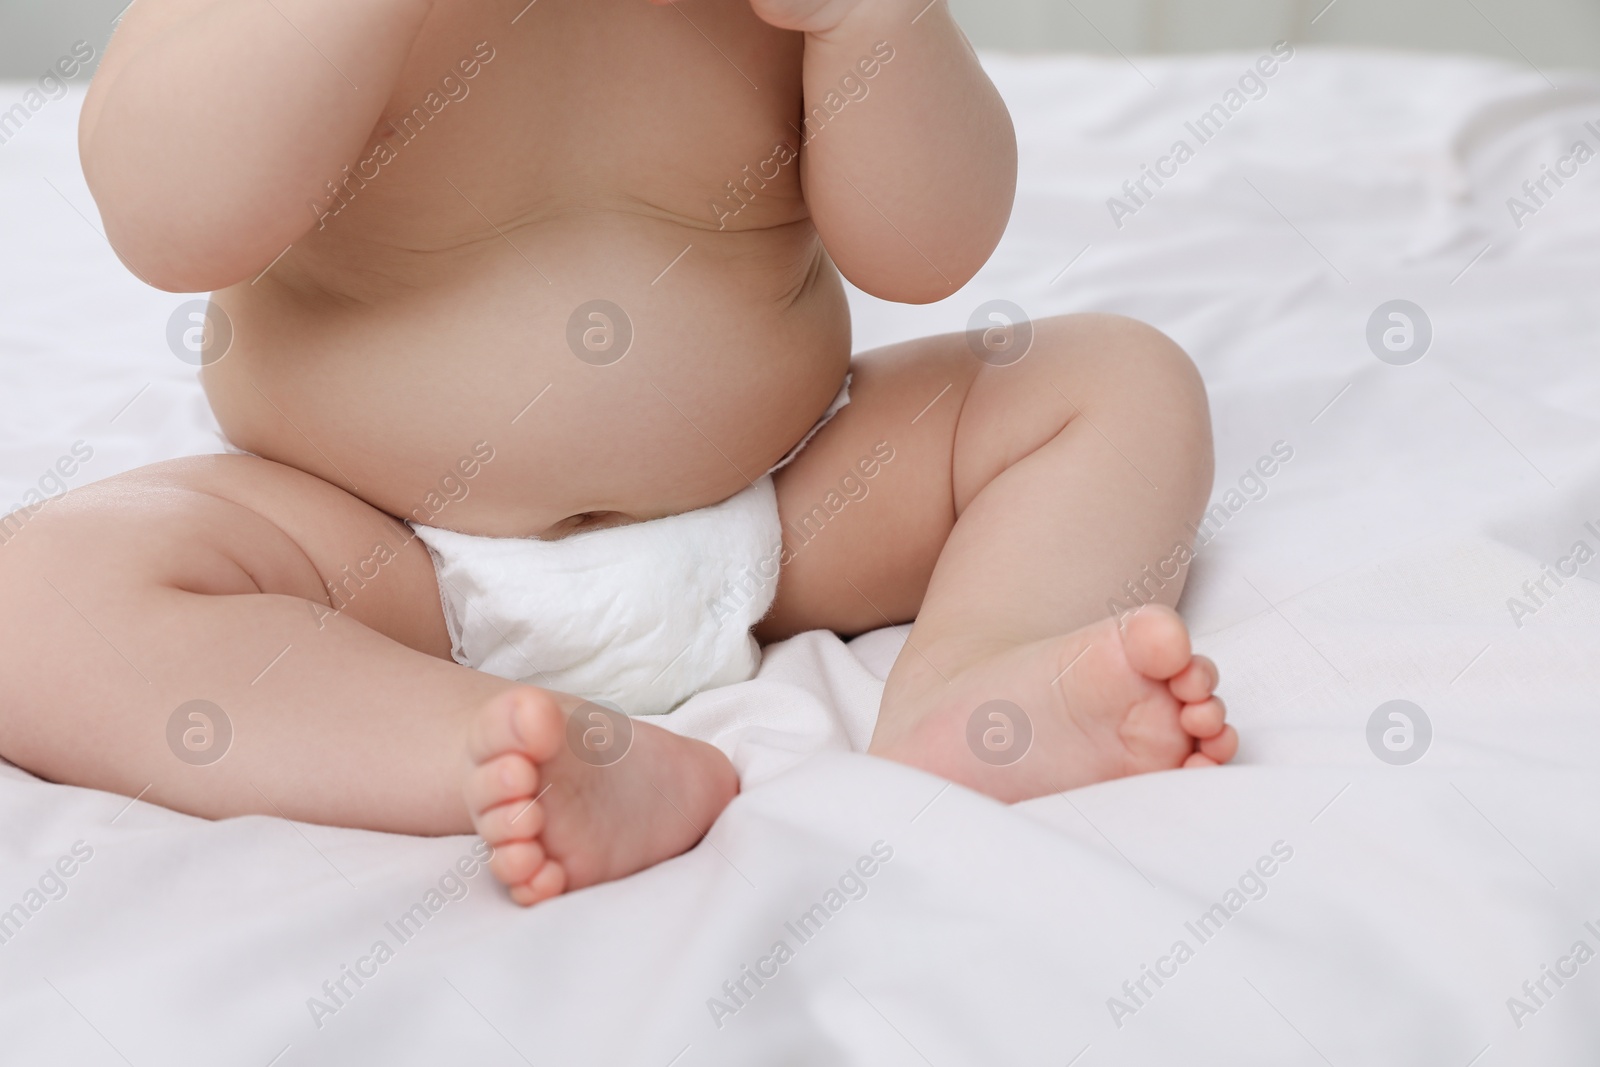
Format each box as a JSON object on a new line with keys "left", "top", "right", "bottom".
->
{"left": 762, "top": 313, "right": 1236, "bottom": 800}
{"left": 0, "top": 456, "right": 734, "bottom": 904}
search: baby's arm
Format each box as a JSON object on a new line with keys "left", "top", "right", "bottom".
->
{"left": 81, "top": 0, "right": 434, "bottom": 292}
{"left": 752, "top": 0, "right": 1017, "bottom": 303}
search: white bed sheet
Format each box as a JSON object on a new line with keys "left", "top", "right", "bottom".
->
{"left": 3, "top": 47, "right": 1600, "bottom": 1065}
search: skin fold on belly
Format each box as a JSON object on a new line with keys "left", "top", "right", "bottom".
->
{"left": 203, "top": 214, "right": 853, "bottom": 539}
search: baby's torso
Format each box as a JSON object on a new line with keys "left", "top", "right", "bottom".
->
{"left": 206, "top": 0, "right": 851, "bottom": 538}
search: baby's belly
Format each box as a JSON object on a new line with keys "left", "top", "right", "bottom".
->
{"left": 204, "top": 216, "right": 851, "bottom": 538}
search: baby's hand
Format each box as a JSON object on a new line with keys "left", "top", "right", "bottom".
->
{"left": 744, "top": 0, "right": 868, "bottom": 33}
{"left": 648, "top": 0, "right": 868, "bottom": 35}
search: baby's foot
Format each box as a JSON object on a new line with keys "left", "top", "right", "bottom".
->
{"left": 875, "top": 605, "right": 1236, "bottom": 803}
{"left": 464, "top": 688, "right": 740, "bottom": 906}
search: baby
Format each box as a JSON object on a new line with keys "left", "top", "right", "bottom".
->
{"left": 0, "top": 0, "right": 1234, "bottom": 905}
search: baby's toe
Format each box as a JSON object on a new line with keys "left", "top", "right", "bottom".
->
{"left": 490, "top": 840, "right": 548, "bottom": 887}
{"left": 1179, "top": 697, "right": 1227, "bottom": 739}
{"left": 1169, "top": 656, "right": 1219, "bottom": 704}
{"left": 465, "top": 753, "right": 538, "bottom": 817}
{"left": 1120, "top": 605, "right": 1193, "bottom": 681}
{"left": 1183, "top": 752, "right": 1219, "bottom": 769}
{"left": 475, "top": 796, "right": 547, "bottom": 844}
{"left": 1198, "top": 724, "right": 1238, "bottom": 764}
{"left": 467, "top": 687, "right": 567, "bottom": 765}
{"left": 508, "top": 861, "right": 567, "bottom": 907}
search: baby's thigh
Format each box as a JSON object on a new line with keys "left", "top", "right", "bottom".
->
{"left": 758, "top": 332, "right": 981, "bottom": 642}
{"left": 0, "top": 454, "right": 450, "bottom": 665}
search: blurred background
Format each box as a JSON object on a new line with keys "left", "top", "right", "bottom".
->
{"left": 2, "top": 0, "right": 1599, "bottom": 75}
{"left": 947, "top": 0, "right": 1600, "bottom": 66}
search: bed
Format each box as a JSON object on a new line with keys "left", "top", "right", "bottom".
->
{"left": 2, "top": 47, "right": 1599, "bottom": 1064}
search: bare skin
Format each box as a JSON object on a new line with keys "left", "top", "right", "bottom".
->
{"left": 0, "top": 0, "right": 1235, "bottom": 905}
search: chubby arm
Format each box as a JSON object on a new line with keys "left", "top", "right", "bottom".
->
{"left": 80, "top": 0, "right": 434, "bottom": 292}
{"left": 753, "top": 0, "right": 1016, "bottom": 303}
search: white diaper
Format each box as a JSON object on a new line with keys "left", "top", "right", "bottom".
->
{"left": 411, "top": 377, "right": 850, "bottom": 715}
